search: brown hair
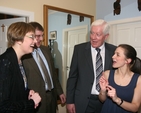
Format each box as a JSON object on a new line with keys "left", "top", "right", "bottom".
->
{"left": 7, "top": 22, "right": 35, "bottom": 46}
{"left": 118, "top": 44, "right": 141, "bottom": 74}
{"left": 29, "top": 22, "right": 44, "bottom": 32}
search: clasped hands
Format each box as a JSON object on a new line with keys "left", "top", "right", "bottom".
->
{"left": 28, "top": 90, "right": 41, "bottom": 109}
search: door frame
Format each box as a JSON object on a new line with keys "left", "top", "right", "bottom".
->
{"left": 107, "top": 16, "right": 141, "bottom": 45}
{"left": 0, "top": 6, "right": 34, "bottom": 22}
{"left": 62, "top": 25, "right": 88, "bottom": 93}
{"left": 43, "top": 4, "right": 94, "bottom": 46}
{"left": 0, "top": 17, "right": 27, "bottom": 54}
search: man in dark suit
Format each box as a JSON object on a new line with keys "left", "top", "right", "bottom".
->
{"left": 66, "top": 19, "right": 116, "bottom": 113}
{"left": 22, "top": 22, "right": 66, "bottom": 113}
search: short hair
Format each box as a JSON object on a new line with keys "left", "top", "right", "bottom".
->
{"left": 91, "top": 19, "right": 110, "bottom": 35}
{"left": 7, "top": 22, "right": 35, "bottom": 46}
{"left": 29, "top": 22, "right": 44, "bottom": 32}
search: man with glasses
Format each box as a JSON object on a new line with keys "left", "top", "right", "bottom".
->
{"left": 22, "top": 22, "right": 66, "bottom": 113}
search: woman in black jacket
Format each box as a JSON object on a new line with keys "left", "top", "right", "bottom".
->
{"left": 0, "top": 22, "right": 41, "bottom": 113}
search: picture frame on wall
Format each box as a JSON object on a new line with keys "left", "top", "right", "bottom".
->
{"left": 50, "top": 31, "right": 57, "bottom": 40}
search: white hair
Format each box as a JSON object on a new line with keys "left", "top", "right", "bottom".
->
{"left": 91, "top": 19, "right": 110, "bottom": 35}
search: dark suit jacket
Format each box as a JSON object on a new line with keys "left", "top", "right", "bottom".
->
{"left": 66, "top": 42, "right": 116, "bottom": 113}
{"left": 22, "top": 45, "right": 63, "bottom": 113}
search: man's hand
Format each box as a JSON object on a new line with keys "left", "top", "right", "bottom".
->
{"left": 66, "top": 104, "right": 76, "bottom": 113}
{"left": 59, "top": 94, "right": 66, "bottom": 104}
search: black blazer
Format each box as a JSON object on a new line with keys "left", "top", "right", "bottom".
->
{"left": 66, "top": 42, "right": 116, "bottom": 113}
{"left": 0, "top": 47, "right": 35, "bottom": 113}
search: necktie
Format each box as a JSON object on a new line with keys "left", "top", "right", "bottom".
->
{"left": 96, "top": 48, "right": 103, "bottom": 92}
{"left": 36, "top": 50, "right": 52, "bottom": 91}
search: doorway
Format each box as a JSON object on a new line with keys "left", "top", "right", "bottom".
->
{"left": 0, "top": 17, "right": 27, "bottom": 54}
{"left": 0, "top": 6, "right": 34, "bottom": 21}
{"left": 0, "top": 6, "right": 34, "bottom": 54}
{"left": 62, "top": 25, "right": 89, "bottom": 93}
{"left": 108, "top": 17, "right": 141, "bottom": 58}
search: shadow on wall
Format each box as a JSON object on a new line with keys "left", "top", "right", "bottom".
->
{"left": 53, "top": 41, "right": 62, "bottom": 82}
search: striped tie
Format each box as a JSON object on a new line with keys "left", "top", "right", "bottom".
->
{"left": 96, "top": 48, "right": 103, "bottom": 92}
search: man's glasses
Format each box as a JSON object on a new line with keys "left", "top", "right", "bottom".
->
{"left": 90, "top": 31, "right": 103, "bottom": 37}
{"left": 35, "top": 34, "right": 44, "bottom": 38}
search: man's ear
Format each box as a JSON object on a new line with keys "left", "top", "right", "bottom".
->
{"left": 105, "top": 34, "right": 109, "bottom": 40}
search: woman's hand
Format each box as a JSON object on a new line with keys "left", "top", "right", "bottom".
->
{"left": 28, "top": 90, "right": 35, "bottom": 99}
{"left": 106, "top": 85, "right": 118, "bottom": 102}
{"left": 99, "top": 73, "right": 109, "bottom": 92}
{"left": 28, "top": 90, "right": 41, "bottom": 109}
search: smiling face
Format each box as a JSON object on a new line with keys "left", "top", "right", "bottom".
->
{"left": 35, "top": 29, "right": 44, "bottom": 47}
{"left": 21, "top": 32, "right": 37, "bottom": 54}
{"left": 112, "top": 47, "right": 131, "bottom": 68}
{"left": 90, "top": 25, "right": 108, "bottom": 48}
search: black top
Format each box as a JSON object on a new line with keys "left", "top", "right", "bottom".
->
{"left": 0, "top": 47, "right": 35, "bottom": 113}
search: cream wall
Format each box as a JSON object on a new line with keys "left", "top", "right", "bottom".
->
{"left": 0, "top": 0, "right": 96, "bottom": 25}
{"left": 0, "top": 1, "right": 95, "bottom": 112}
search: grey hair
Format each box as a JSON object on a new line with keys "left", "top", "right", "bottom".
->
{"left": 91, "top": 19, "right": 110, "bottom": 35}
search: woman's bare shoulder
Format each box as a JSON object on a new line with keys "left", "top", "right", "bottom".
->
{"left": 137, "top": 75, "right": 141, "bottom": 85}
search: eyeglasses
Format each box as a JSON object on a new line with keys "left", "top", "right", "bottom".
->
{"left": 26, "top": 35, "right": 35, "bottom": 40}
{"left": 90, "top": 31, "right": 103, "bottom": 37}
{"left": 35, "top": 34, "right": 44, "bottom": 38}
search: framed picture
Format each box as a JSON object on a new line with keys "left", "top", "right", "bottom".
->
{"left": 50, "top": 31, "right": 57, "bottom": 40}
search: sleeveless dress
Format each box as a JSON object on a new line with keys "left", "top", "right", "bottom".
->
{"left": 101, "top": 70, "right": 139, "bottom": 113}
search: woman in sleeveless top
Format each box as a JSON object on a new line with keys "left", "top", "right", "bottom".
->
{"left": 99, "top": 44, "right": 141, "bottom": 113}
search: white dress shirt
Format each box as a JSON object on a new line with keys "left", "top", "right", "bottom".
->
{"left": 91, "top": 43, "right": 105, "bottom": 95}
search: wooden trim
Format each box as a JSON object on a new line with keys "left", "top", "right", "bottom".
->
{"left": 43, "top": 6, "right": 48, "bottom": 46}
{"left": 43, "top": 5, "right": 94, "bottom": 46}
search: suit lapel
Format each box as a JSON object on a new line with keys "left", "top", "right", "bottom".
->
{"left": 104, "top": 43, "right": 113, "bottom": 71}
{"left": 84, "top": 43, "right": 94, "bottom": 72}
{"left": 40, "top": 46, "right": 53, "bottom": 77}
{"left": 30, "top": 56, "right": 42, "bottom": 76}
{"left": 105, "top": 48, "right": 110, "bottom": 70}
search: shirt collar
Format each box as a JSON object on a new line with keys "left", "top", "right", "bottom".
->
{"left": 91, "top": 42, "right": 105, "bottom": 51}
